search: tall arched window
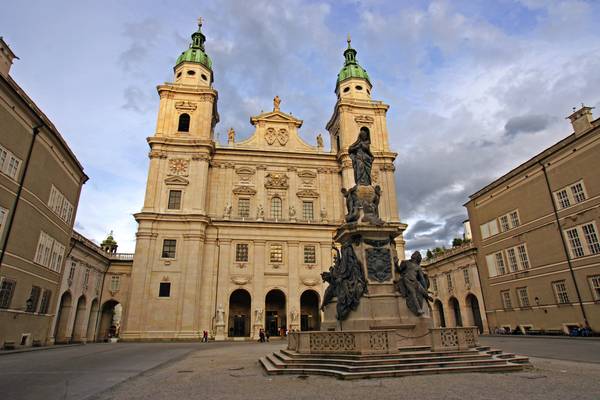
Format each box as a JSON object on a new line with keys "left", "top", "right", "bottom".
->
{"left": 271, "top": 197, "right": 282, "bottom": 220}
{"left": 178, "top": 113, "right": 190, "bottom": 132}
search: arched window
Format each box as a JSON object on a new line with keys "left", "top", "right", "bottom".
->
{"left": 178, "top": 113, "right": 190, "bottom": 132}
{"left": 271, "top": 197, "right": 282, "bottom": 220}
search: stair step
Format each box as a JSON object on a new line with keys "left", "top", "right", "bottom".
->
{"left": 280, "top": 348, "right": 480, "bottom": 360}
{"left": 274, "top": 351, "right": 493, "bottom": 366}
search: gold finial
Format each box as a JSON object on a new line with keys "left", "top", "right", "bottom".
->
{"left": 197, "top": 17, "right": 203, "bottom": 27}
{"left": 273, "top": 95, "right": 281, "bottom": 111}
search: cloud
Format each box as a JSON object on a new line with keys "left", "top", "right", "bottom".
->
{"left": 504, "top": 114, "right": 554, "bottom": 137}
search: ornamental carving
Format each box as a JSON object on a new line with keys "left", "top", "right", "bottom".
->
{"left": 301, "top": 277, "right": 319, "bottom": 286}
{"left": 297, "top": 170, "right": 317, "bottom": 178}
{"left": 192, "top": 154, "right": 211, "bottom": 161}
{"left": 296, "top": 189, "right": 319, "bottom": 198}
{"left": 149, "top": 150, "right": 168, "bottom": 159}
{"left": 265, "top": 173, "right": 289, "bottom": 189}
{"left": 366, "top": 248, "right": 392, "bottom": 283}
{"left": 355, "top": 115, "right": 375, "bottom": 125}
{"left": 233, "top": 186, "right": 257, "bottom": 195}
{"left": 174, "top": 101, "right": 197, "bottom": 112}
{"left": 235, "top": 167, "right": 255, "bottom": 183}
{"left": 168, "top": 158, "right": 189, "bottom": 176}
{"left": 265, "top": 127, "right": 289, "bottom": 145}
{"left": 231, "top": 275, "right": 251, "bottom": 285}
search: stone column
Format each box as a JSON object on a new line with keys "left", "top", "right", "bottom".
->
{"left": 192, "top": 156, "right": 210, "bottom": 214}
{"left": 214, "top": 238, "right": 232, "bottom": 340}
{"left": 177, "top": 232, "right": 205, "bottom": 338}
{"left": 199, "top": 238, "right": 217, "bottom": 335}
{"left": 288, "top": 241, "right": 300, "bottom": 331}
{"left": 252, "top": 240, "right": 266, "bottom": 339}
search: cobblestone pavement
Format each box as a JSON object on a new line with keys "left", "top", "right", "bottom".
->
{"left": 93, "top": 340, "right": 600, "bottom": 400}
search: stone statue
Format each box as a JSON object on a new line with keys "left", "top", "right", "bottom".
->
{"left": 395, "top": 251, "right": 432, "bottom": 316}
{"left": 341, "top": 187, "right": 360, "bottom": 222}
{"left": 348, "top": 127, "right": 374, "bottom": 186}
{"left": 227, "top": 127, "right": 235, "bottom": 144}
{"left": 257, "top": 204, "right": 264, "bottom": 220}
{"left": 320, "top": 208, "right": 327, "bottom": 221}
{"left": 273, "top": 95, "right": 281, "bottom": 111}
{"left": 255, "top": 308, "right": 263, "bottom": 323}
{"left": 216, "top": 304, "right": 225, "bottom": 324}
{"left": 316, "top": 133, "right": 324, "bottom": 148}
{"left": 320, "top": 241, "right": 367, "bottom": 320}
{"left": 289, "top": 205, "right": 296, "bottom": 218}
{"left": 224, "top": 203, "right": 232, "bottom": 217}
{"left": 290, "top": 307, "right": 298, "bottom": 322}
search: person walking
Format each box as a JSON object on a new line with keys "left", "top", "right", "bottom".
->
{"left": 259, "top": 328, "right": 265, "bottom": 343}
{"left": 202, "top": 330, "right": 208, "bottom": 342}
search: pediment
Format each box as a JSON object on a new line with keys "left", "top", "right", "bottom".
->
{"left": 250, "top": 110, "right": 303, "bottom": 127}
{"left": 164, "top": 176, "right": 189, "bottom": 186}
{"left": 233, "top": 185, "right": 257, "bottom": 195}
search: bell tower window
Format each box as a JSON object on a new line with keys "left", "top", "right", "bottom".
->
{"left": 178, "top": 113, "right": 190, "bottom": 132}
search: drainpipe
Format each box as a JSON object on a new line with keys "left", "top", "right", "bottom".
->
{"left": 0, "top": 124, "right": 43, "bottom": 273}
{"left": 538, "top": 161, "right": 590, "bottom": 329}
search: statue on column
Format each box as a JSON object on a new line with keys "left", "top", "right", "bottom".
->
{"left": 395, "top": 251, "right": 432, "bottom": 316}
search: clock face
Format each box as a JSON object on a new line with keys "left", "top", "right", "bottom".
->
{"left": 169, "top": 159, "right": 189, "bottom": 176}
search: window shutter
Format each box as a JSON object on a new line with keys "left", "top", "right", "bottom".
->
{"left": 486, "top": 254, "right": 497, "bottom": 277}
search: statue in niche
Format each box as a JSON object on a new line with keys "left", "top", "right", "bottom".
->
{"left": 348, "top": 127, "right": 374, "bottom": 186}
{"left": 223, "top": 203, "right": 232, "bottom": 217}
{"left": 227, "top": 127, "right": 235, "bottom": 144}
{"left": 320, "top": 241, "right": 367, "bottom": 320}
{"left": 290, "top": 307, "right": 298, "bottom": 322}
{"left": 316, "top": 133, "right": 324, "bottom": 148}
{"left": 289, "top": 205, "right": 296, "bottom": 218}
{"left": 395, "top": 251, "right": 432, "bottom": 316}
{"left": 257, "top": 204, "right": 264, "bottom": 220}
{"left": 216, "top": 304, "right": 225, "bottom": 324}
{"left": 255, "top": 308, "right": 263, "bottom": 323}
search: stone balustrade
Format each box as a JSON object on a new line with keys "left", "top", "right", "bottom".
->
{"left": 429, "top": 327, "right": 479, "bottom": 351}
{"left": 287, "top": 330, "right": 398, "bottom": 355}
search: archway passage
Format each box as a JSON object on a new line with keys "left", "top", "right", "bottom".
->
{"left": 265, "top": 289, "right": 286, "bottom": 337}
{"left": 228, "top": 289, "right": 251, "bottom": 337}
{"left": 434, "top": 299, "right": 446, "bottom": 327}
{"left": 467, "top": 294, "right": 484, "bottom": 333}
{"left": 54, "top": 292, "right": 73, "bottom": 343}
{"left": 450, "top": 297, "right": 463, "bottom": 327}
{"left": 71, "top": 296, "right": 87, "bottom": 342}
{"left": 300, "top": 290, "right": 320, "bottom": 331}
{"left": 86, "top": 299, "right": 99, "bottom": 341}
{"left": 98, "top": 300, "right": 120, "bottom": 341}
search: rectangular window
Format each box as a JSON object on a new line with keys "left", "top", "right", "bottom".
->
{"left": 83, "top": 268, "right": 90, "bottom": 287}
{"left": 35, "top": 231, "right": 63, "bottom": 271}
{"left": 589, "top": 275, "right": 600, "bottom": 301}
{"left": 553, "top": 280, "right": 569, "bottom": 304}
{"left": 167, "top": 190, "right": 182, "bottom": 210}
{"left": 509, "top": 211, "right": 520, "bottom": 228}
{"left": 47, "top": 185, "right": 74, "bottom": 224}
{"left": 235, "top": 243, "right": 249, "bottom": 262}
{"left": 485, "top": 254, "right": 497, "bottom": 277}
{"left": 110, "top": 275, "right": 121, "bottom": 292}
{"left": 49, "top": 242, "right": 66, "bottom": 273}
{"left": 463, "top": 268, "right": 470, "bottom": 286}
{"left": 446, "top": 273, "right": 453, "bottom": 291}
{"left": 480, "top": 220, "right": 499, "bottom": 239}
{"left": 302, "top": 201, "right": 314, "bottom": 220}
{"left": 517, "top": 244, "right": 530, "bottom": 269}
{"left": 566, "top": 228, "right": 585, "bottom": 258}
{"left": 68, "top": 262, "right": 76, "bottom": 281}
{"left": 571, "top": 182, "right": 586, "bottom": 203}
{"left": 0, "top": 145, "right": 23, "bottom": 180}
{"left": 582, "top": 223, "right": 600, "bottom": 255}
{"left": 506, "top": 248, "right": 518, "bottom": 272}
{"left": 501, "top": 290, "right": 512, "bottom": 309}
{"left": 26, "top": 286, "right": 41, "bottom": 312}
{"left": 271, "top": 198, "right": 282, "bottom": 219}
{"left": 303, "top": 245, "right": 316, "bottom": 264}
{"left": 162, "top": 239, "right": 177, "bottom": 259}
{"left": 0, "top": 278, "right": 16, "bottom": 309}
{"left": 159, "top": 282, "right": 171, "bottom": 297}
{"left": 270, "top": 243, "right": 283, "bottom": 264}
{"left": 238, "top": 198, "right": 250, "bottom": 218}
{"left": 556, "top": 189, "right": 571, "bottom": 209}
{"left": 0, "top": 148, "right": 7, "bottom": 170}
{"left": 0, "top": 206, "right": 8, "bottom": 234}
{"left": 38, "top": 290, "right": 52, "bottom": 314}
{"left": 495, "top": 252, "right": 506, "bottom": 275}
{"left": 499, "top": 215, "right": 510, "bottom": 232}
{"left": 517, "top": 287, "right": 530, "bottom": 307}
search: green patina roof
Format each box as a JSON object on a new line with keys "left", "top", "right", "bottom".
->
{"left": 337, "top": 37, "right": 370, "bottom": 85}
{"left": 101, "top": 231, "right": 117, "bottom": 247}
{"left": 175, "top": 20, "right": 212, "bottom": 70}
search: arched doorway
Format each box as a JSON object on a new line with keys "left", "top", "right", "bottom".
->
{"left": 54, "top": 291, "right": 72, "bottom": 343}
{"left": 433, "top": 300, "right": 446, "bottom": 327}
{"left": 98, "top": 300, "right": 120, "bottom": 341}
{"left": 467, "top": 294, "right": 484, "bottom": 333}
{"left": 449, "top": 297, "right": 463, "bottom": 327}
{"left": 300, "top": 290, "right": 320, "bottom": 331}
{"left": 228, "top": 289, "right": 251, "bottom": 337}
{"left": 265, "top": 289, "right": 286, "bottom": 337}
{"left": 71, "top": 295, "right": 87, "bottom": 342}
{"left": 86, "top": 299, "right": 99, "bottom": 341}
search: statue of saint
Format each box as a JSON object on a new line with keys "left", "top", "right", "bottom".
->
{"left": 216, "top": 304, "right": 225, "bottom": 324}
{"left": 289, "top": 205, "right": 296, "bottom": 218}
{"left": 316, "top": 133, "right": 324, "bottom": 148}
{"left": 255, "top": 308, "right": 263, "bottom": 323}
{"left": 224, "top": 203, "right": 232, "bottom": 217}
{"left": 290, "top": 307, "right": 298, "bottom": 322}
{"left": 227, "top": 127, "right": 235, "bottom": 144}
{"left": 348, "top": 127, "right": 374, "bottom": 186}
{"left": 395, "top": 251, "right": 432, "bottom": 316}
{"left": 257, "top": 204, "right": 264, "bottom": 219}
{"left": 273, "top": 95, "right": 281, "bottom": 111}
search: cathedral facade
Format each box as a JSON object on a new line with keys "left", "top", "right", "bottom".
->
{"left": 121, "top": 22, "right": 405, "bottom": 341}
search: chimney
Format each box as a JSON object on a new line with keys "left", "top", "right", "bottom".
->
{"left": 0, "top": 37, "right": 18, "bottom": 78}
{"left": 567, "top": 105, "right": 594, "bottom": 137}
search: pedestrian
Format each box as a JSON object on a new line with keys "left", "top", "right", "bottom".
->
{"left": 266, "top": 331, "right": 270, "bottom": 342}
{"left": 202, "top": 330, "right": 208, "bottom": 342}
{"left": 259, "top": 328, "right": 265, "bottom": 343}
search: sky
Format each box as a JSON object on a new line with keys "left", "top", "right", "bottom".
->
{"left": 1, "top": 0, "right": 599, "bottom": 254}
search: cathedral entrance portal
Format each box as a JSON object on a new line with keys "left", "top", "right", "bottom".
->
{"left": 228, "top": 289, "right": 251, "bottom": 337}
{"left": 300, "top": 290, "right": 320, "bottom": 331}
{"left": 265, "top": 289, "right": 286, "bottom": 337}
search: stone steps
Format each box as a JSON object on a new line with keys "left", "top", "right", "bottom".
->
{"left": 260, "top": 348, "right": 529, "bottom": 379}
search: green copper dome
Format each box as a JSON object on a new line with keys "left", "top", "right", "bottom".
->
{"left": 336, "top": 37, "right": 370, "bottom": 85}
{"left": 175, "top": 20, "right": 212, "bottom": 70}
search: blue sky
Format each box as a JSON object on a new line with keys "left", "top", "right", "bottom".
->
{"left": 2, "top": 0, "right": 599, "bottom": 253}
